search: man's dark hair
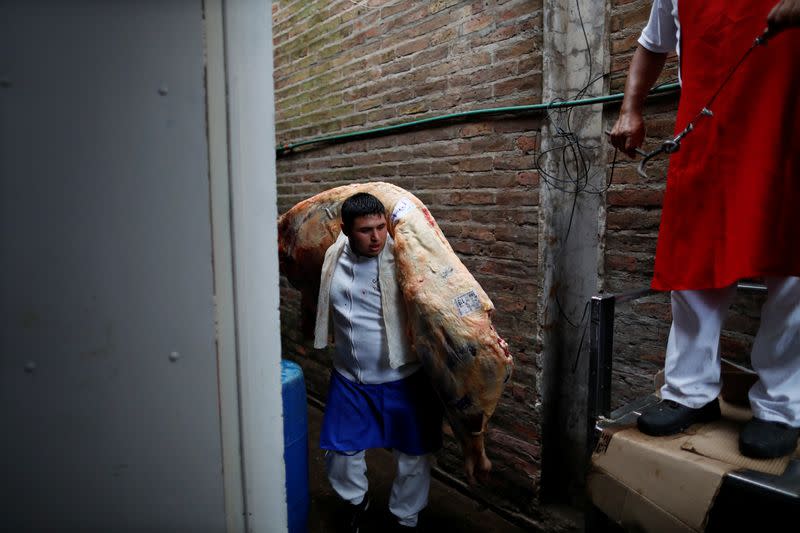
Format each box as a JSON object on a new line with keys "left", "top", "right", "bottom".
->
{"left": 341, "top": 192, "right": 386, "bottom": 232}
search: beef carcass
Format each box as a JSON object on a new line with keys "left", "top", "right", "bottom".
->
{"left": 278, "top": 182, "right": 513, "bottom": 484}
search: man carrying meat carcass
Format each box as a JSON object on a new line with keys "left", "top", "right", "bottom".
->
{"left": 610, "top": 0, "right": 800, "bottom": 458}
{"left": 314, "top": 192, "right": 442, "bottom": 531}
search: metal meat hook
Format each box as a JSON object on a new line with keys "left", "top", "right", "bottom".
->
{"left": 633, "top": 108, "right": 712, "bottom": 179}
{"left": 631, "top": 134, "right": 683, "bottom": 179}
{"left": 613, "top": 27, "right": 773, "bottom": 179}
{"left": 604, "top": 124, "right": 696, "bottom": 180}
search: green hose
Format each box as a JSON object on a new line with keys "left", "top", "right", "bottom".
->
{"left": 276, "top": 82, "right": 680, "bottom": 156}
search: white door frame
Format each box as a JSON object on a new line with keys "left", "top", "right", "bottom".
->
{"left": 206, "top": 1, "right": 287, "bottom": 532}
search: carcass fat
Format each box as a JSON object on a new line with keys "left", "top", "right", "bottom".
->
{"left": 278, "top": 182, "right": 513, "bottom": 483}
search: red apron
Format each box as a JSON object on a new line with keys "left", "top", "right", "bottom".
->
{"left": 652, "top": 0, "right": 800, "bottom": 290}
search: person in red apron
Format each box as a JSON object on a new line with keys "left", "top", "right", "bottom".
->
{"left": 611, "top": 0, "right": 800, "bottom": 458}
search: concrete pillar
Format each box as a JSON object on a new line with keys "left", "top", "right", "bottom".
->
{"left": 538, "top": 0, "right": 608, "bottom": 506}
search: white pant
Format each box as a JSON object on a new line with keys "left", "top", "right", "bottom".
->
{"left": 661, "top": 276, "right": 800, "bottom": 426}
{"left": 325, "top": 449, "right": 432, "bottom": 527}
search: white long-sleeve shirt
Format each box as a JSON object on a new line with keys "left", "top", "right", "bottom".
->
{"left": 315, "top": 232, "right": 419, "bottom": 384}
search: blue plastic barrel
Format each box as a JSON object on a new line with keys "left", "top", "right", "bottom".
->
{"left": 281, "top": 359, "right": 310, "bottom": 533}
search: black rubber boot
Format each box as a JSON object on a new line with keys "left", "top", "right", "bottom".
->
{"left": 739, "top": 418, "right": 800, "bottom": 459}
{"left": 348, "top": 495, "right": 370, "bottom": 533}
{"left": 637, "top": 398, "right": 721, "bottom": 436}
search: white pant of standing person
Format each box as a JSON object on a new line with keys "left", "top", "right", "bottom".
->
{"left": 326, "top": 450, "right": 433, "bottom": 528}
{"left": 661, "top": 276, "right": 800, "bottom": 426}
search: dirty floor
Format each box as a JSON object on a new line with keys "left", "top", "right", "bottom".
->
{"left": 305, "top": 403, "right": 532, "bottom": 533}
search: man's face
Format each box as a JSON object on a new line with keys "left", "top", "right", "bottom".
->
{"left": 344, "top": 213, "right": 388, "bottom": 257}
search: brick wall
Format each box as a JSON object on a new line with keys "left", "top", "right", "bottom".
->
{"left": 604, "top": 0, "right": 763, "bottom": 410}
{"left": 274, "top": 0, "right": 552, "bottom": 522}
{"left": 273, "top": 0, "right": 765, "bottom": 522}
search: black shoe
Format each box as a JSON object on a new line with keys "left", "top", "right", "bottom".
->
{"left": 348, "top": 495, "right": 370, "bottom": 533}
{"left": 389, "top": 521, "right": 418, "bottom": 532}
{"left": 637, "top": 398, "right": 721, "bottom": 436}
{"left": 739, "top": 418, "right": 800, "bottom": 459}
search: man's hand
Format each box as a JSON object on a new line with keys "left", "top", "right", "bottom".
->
{"left": 610, "top": 111, "right": 646, "bottom": 158}
{"left": 611, "top": 45, "right": 667, "bottom": 159}
{"left": 768, "top": 0, "right": 800, "bottom": 33}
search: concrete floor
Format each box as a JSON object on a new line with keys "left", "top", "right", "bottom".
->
{"left": 305, "top": 403, "right": 531, "bottom": 533}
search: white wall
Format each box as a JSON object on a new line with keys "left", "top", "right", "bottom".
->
{"left": 0, "top": 1, "right": 285, "bottom": 531}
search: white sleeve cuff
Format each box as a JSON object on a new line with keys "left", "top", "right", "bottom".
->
{"left": 638, "top": 34, "right": 674, "bottom": 54}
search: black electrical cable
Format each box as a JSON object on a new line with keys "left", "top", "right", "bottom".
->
{"left": 533, "top": 2, "right": 629, "bottom": 373}
{"left": 528, "top": 69, "right": 619, "bottom": 340}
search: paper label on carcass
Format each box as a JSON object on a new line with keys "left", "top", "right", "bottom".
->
{"left": 391, "top": 197, "right": 416, "bottom": 223}
{"left": 454, "top": 290, "right": 481, "bottom": 316}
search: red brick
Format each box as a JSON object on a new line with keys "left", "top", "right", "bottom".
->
{"left": 413, "top": 79, "right": 448, "bottom": 98}
{"left": 366, "top": 106, "right": 396, "bottom": 123}
{"left": 606, "top": 187, "right": 664, "bottom": 207}
{"left": 458, "top": 157, "right": 494, "bottom": 172}
{"left": 427, "top": 0, "right": 462, "bottom": 15}
{"left": 427, "top": 94, "right": 461, "bottom": 111}
{"left": 499, "top": 1, "right": 535, "bottom": 22}
{"left": 632, "top": 301, "right": 672, "bottom": 321}
{"left": 495, "top": 38, "right": 536, "bottom": 62}
{"left": 397, "top": 162, "right": 431, "bottom": 175}
{"left": 495, "top": 224, "right": 538, "bottom": 245}
{"left": 429, "top": 26, "right": 459, "bottom": 46}
{"left": 382, "top": 88, "right": 414, "bottom": 104}
{"left": 515, "top": 135, "right": 538, "bottom": 153}
{"left": 606, "top": 253, "right": 638, "bottom": 272}
{"left": 463, "top": 12, "right": 494, "bottom": 34}
{"left": 410, "top": 141, "right": 461, "bottom": 158}
{"left": 402, "top": 9, "right": 454, "bottom": 39}
{"left": 493, "top": 155, "right": 536, "bottom": 171}
{"left": 381, "top": 57, "right": 413, "bottom": 76}
{"left": 459, "top": 123, "right": 494, "bottom": 137}
{"left": 469, "top": 23, "right": 517, "bottom": 47}
{"left": 381, "top": 4, "right": 428, "bottom": 34}
{"left": 396, "top": 36, "right": 428, "bottom": 57}
{"left": 430, "top": 160, "right": 457, "bottom": 174}
{"left": 516, "top": 171, "right": 540, "bottom": 186}
{"left": 607, "top": 163, "right": 642, "bottom": 185}
{"left": 611, "top": 31, "right": 642, "bottom": 54}
{"left": 461, "top": 225, "right": 496, "bottom": 242}
{"left": 496, "top": 190, "right": 538, "bottom": 206}
{"left": 518, "top": 55, "right": 543, "bottom": 75}
{"left": 495, "top": 76, "right": 539, "bottom": 99}
{"left": 440, "top": 190, "right": 496, "bottom": 205}
{"left": 468, "top": 136, "right": 515, "bottom": 153}
{"left": 379, "top": 0, "right": 415, "bottom": 19}
{"left": 606, "top": 207, "right": 662, "bottom": 230}
{"left": 610, "top": 3, "right": 651, "bottom": 33}
{"left": 413, "top": 45, "right": 449, "bottom": 67}
{"left": 449, "top": 62, "right": 513, "bottom": 87}
{"left": 404, "top": 128, "right": 457, "bottom": 144}
{"left": 355, "top": 96, "right": 382, "bottom": 112}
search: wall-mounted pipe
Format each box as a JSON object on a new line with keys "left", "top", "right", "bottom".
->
{"left": 276, "top": 82, "right": 680, "bottom": 157}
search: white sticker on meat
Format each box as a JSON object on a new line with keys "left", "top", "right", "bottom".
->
{"left": 391, "top": 197, "right": 416, "bottom": 223}
{"left": 454, "top": 289, "right": 481, "bottom": 316}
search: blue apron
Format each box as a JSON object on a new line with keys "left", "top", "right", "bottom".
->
{"left": 320, "top": 369, "right": 443, "bottom": 455}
